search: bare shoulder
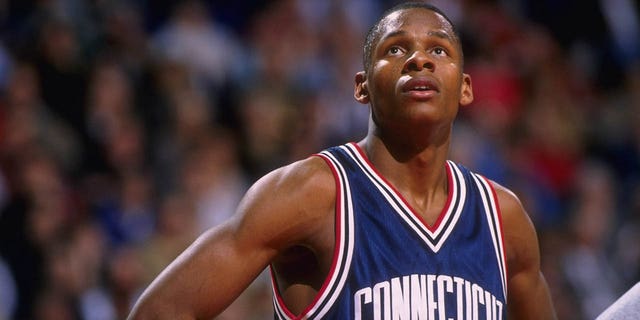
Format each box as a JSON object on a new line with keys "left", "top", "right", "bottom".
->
{"left": 489, "top": 181, "right": 526, "bottom": 222}
{"left": 261, "top": 154, "right": 336, "bottom": 199}
{"left": 234, "top": 155, "right": 336, "bottom": 251}
{"left": 489, "top": 181, "right": 534, "bottom": 235}
{"left": 488, "top": 181, "right": 539, "bottom": 272}
{"left": 245, "top": 154, "right": 336, "bottom": 217}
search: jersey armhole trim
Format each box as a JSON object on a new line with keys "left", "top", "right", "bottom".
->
{"left": 270, "top": 153, "right": 354, "bottom": 319}
{"left": 486, "top": 179, "right": 508, "bottom": 299}
{"left": 472, "top": 174, "right": 508, "bottom": 302}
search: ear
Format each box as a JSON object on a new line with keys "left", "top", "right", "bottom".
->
{"left": 354, "top": 71, "right": 370, "bottom": 104}
{"left": 459, "top": 73, "right": 473, "bottom": 106}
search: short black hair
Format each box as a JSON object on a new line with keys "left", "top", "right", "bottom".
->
{"left": 362, "top": 2, "right": 461, "bottom": 71}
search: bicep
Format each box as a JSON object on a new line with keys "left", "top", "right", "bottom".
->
{"left": 129, "top": 158, "right": 334, "bottom": 319}
{"left": 493, "top": 183, "right": 556, "bottom": 320}
{"left": 129, "top": 216, "right": 278, "bottom": 319}
{"left": 508, "top": 268, "right": 555, "bottom": 320}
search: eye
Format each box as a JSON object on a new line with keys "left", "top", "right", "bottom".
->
{"left": 431, "top": 47, "right": 448, "bottom": 57}
{"left": 387, "top": 46, "right": 405, "bottom": 56}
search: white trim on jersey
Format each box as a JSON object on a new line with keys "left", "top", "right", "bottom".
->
{"left": 340, "top": 143, "right": 467, "bottom": 253}
{"left": 471, "top": 173, "right": 508, "bottom": 301}
{"left": 271, "top": 151, "right": 356, "bottom": 320}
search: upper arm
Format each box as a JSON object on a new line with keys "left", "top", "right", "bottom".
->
{"left": 492, "top": 182, "right": 557, "bottom": 320}
{"left": 128, "top": 157, "right": 335, "bottom": 319}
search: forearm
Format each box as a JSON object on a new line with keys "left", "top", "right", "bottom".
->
{"left": 128, "top": 227, "right": 269, "bottom": 319}
{"left": 128, "top": 289, "right": 194, "bottom": 320}
{"left": 128, "top": 246, "right": 226, "bottom": 319}
{"left": 507, "top": 271, "right": 556, "bottom": 320}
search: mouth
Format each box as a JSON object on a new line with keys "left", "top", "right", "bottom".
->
{"left": 402, "top": 78, "right": 440, "bottom": 99}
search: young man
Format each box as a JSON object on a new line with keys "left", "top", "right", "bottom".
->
{"left": 128, "top": 3, "right": 556, "bottom": 319}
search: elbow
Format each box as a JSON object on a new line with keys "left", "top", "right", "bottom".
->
{"left": 128, "top": 292, "right": 196, "bottom": 320}
{"left": 127, "top": 299, "right": 155, "bottom": 320}
{"left": 127, "top": 294, "right": 173, "bottom": 320}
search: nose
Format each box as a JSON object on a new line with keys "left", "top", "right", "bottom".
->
{"left": 403, "top": 51, "right": 434, "bottom": 73}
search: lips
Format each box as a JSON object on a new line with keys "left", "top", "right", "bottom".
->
{"left": 400, "top": 77, "right": 439, "bottom": 100}
{"left": 401, "top": 77, "right": 439, "bottom": 93}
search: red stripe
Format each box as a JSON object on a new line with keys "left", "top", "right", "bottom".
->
{"left": 270, "top": 266, "right": 296, "bottom": 319}
{"left": 486, "top": 178, "right": 508, "bottom": 295}
{"left": 270, "top": 153, "right": 345, "bottom": 319}
{"left": 350, "top": 142, "right": 454, "bottom": 232}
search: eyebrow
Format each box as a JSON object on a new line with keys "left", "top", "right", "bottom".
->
{"left": 427, "top": 30, "right": 456, "bottom": 43}
{"left": 379, "top": 30, "right": 408, "bottom": 42}
{"left": 379, "top": 29, "right": 457, "bottom": 44}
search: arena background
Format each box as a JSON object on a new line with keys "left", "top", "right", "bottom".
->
{"left": 0, "top": 0, "right": 638, "bottom": 319}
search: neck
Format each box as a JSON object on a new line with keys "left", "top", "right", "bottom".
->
{"left": 358, "top": 129, "right": 451, "bottom": 216}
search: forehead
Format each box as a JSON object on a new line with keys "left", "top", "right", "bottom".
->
{"left": 378, "top": 8, "right": 455, "bottom": 40}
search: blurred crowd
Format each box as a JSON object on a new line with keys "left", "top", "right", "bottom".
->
{"left": 0, "top": 0, "right": 637, "bottom": 319}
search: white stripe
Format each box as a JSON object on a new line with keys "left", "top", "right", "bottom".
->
{"left": 305, "top": 151, "right": 355, "bottom": 319}
{"left": 434, "top": 161, "right": 467, "bottom": 252}
{"left": 342, "top": 144, "right": 465, "bottom": 252}
{"left": 271, "top": 151, "right": 355, "bottom": 319}
{"left": 478, "top": 175, "right": 507, "bottom": 301}
{"left": 341, "top": 145, "right": 439, "bottom": 251}
{"left": 345, "top": 144, "right": 457, "bottom": 238}
{"left": 472, "top": 174, "right": 506, "bottom": 299}
{"left": 272, "top": 277, "right": 293, "bottom": 320}
{"left": 471, "top": 174, "right": 508, "bottom": 300}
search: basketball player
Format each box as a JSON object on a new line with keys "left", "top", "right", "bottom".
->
{"left": 128, "top": 3, "right": 556, "bottom": 319}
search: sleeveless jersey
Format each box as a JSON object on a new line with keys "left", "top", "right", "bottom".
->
{"left": 271, "top": 143, "right": 508, "bottom": 320}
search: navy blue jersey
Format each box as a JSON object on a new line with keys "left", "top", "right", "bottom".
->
{"left": 271, "top": 143, "right": 507, "bottom": 319}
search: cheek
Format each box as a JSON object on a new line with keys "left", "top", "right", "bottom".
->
{"left": 375, "top": 60, "right": 391, "bottom": 69}
{"left": 370, "top": 62, "right": 399, "bottom": 97}
{"left": 444, "top": 69, "right": 464, "bottom": 94}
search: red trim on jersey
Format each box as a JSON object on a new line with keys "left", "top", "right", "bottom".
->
{"left": 270, "top": 154, "right": 344, "bottom": 319}
{"left": 351, "top": 142, "right": 454, "bottom": 232}
{"left": 487, "top": 178, "right": 509, "bottom": 290}
{"left": 269, "top": 266, "right": 296, "bottom": 319}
